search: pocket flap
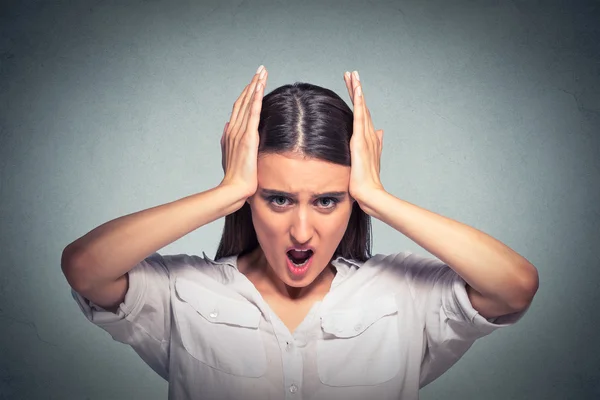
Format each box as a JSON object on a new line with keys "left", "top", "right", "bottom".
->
{"left": 175, "top": 277, "right": 260, "bottom": 329}
{"left": 321, "top": 293, "right": 398, "bottom": 338}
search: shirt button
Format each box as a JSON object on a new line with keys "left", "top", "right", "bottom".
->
{"left": 286, "top": 341, "right": 293, "bottom": 351}
{"left": 209, "top": 310, "right": 219, "bottom": 318}
{"left": 354, "top": 323, "right": 362, "bottom": 332}
{"left": 289, "top": 384, "right": 298, "bottom": 393}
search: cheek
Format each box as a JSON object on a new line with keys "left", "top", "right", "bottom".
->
{"left": 327, "top": 213, "right": 352, "bottom": 238}
{"left": 251, "top": 205, "right": 286, "bottom": 239}
{"left": 317, "top": 207, "right": 354, "bottom": 239}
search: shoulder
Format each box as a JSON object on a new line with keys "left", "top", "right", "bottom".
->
{"left": 142, "top": 252, "right": 208, "bottom": 272}
{"left": 330, "top": 252, "right": 417, "bottom": 295}
{"left": 141, "top": 251, "right": 231, "bottom": 283}
{"left": 361, "top": 251, "right": 439, "bottom": 276}
{"left": 358, "top": 251, "right": 452, "bottom": 297}
{"left": 366, "top": 251, "right": 449, "bottom": 277}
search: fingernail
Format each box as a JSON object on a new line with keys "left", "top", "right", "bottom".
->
{"left": 256, "top": 65, "right": 264, "bottom": 74}
{"left": 353, "top": 70, "right": 360, "bottom": 81}
{"left": 259, "top": 67, "right": 266, "bottom": 79}
{"left": 345, "top": 71, "right": 350, "bottom": 79}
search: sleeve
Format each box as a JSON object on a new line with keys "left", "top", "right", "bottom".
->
{"left": 70, "top": 252, "right": 172, "bottom": 381}
{"left": 395, "top": 252, "right": 531, "bottom": 389}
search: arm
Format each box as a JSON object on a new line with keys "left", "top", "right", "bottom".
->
{"left": 61, "top": 183, "right": 249, "bottom": 308}
{"left": 63, "top": 65, "right": 268, "bottom": 308}
{"left": 344, "top": 70, "right": 537, "bottom": 319}
{"left": 357, "top": 189, "right": 539, "bottom": 318}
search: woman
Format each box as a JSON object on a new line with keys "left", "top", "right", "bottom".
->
{"left": 61, "top": 65, "right": 538, "bottom": 400}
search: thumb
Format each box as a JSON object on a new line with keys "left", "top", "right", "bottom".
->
{"left": 376, "top": 129, "right": 383, "bottom": 147}
{"left": 221, "top": 122, "right": 229, "bottom": 173}
{"left": 221, "top": 122, "right": 229, "bottom": 146}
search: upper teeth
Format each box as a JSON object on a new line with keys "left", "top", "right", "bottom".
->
{"left": 293, "top": 249, "right": 310, "bottom": 252}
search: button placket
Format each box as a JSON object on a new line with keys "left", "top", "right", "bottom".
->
{"left": 261, "top": 303, "right": 316, "bottom": 399}
{"left": 280, "top": 336, "right": 301, "bottom": 398}
{"left": 274, "top": 328, "right": 303, "bottom": 399}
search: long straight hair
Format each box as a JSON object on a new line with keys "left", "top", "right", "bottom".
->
{"left": 214, "top": 82, "right": 372, "bottom": 262}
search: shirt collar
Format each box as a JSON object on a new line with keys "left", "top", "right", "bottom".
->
{"left": 202, "top": 251, "right": 238, "bottom": 268}
{"left": 201, "top": 251, "right": 363, "bottom": 290}
{"left": 201, "top": 251, "right": 362, "bottom": 271}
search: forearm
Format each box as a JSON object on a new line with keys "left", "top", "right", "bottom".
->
{"left": 358, "top": 189, "right": 538, "bottom": 310}
{"left": 62, "top": 184, "right": 248, "bottom": 289}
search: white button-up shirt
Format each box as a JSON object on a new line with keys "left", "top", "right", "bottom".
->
{"left": 71, "top": 251, "right": 530, "bottom": 400}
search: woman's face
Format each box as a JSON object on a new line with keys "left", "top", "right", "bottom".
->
{"left": 246, "top": 151, "right": 354, "bottom": 291}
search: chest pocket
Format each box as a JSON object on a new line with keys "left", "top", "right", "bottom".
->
{"left": 317, "top": 293, "right": 401, "bottom": 386}
{"left": 173, "top": 277, "right": 267, "bottom": 377}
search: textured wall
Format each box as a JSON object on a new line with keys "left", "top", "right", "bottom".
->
{"left": 1, "top": 0, "right": 598, "bottom": 398}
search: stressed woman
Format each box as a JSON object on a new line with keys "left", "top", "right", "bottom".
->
{"left": 61, "top": 66, "right": 538, "bottom": 400}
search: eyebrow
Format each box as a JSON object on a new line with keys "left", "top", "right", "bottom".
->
{"left": 260, "top": 189, "right": 347, "bottom": 199}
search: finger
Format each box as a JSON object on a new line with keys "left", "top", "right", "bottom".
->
{"left": 241, "top": 69, "right": 267, "bottom": 134}
{"left": 366, "top": 106, "right": 375, "bottom": 138}
{"left": 229, "top": 85, "right": 251, "bottom": 132}
{"left": 232, "top": 67, "right": 263, "bottom": 137}
{"left": 353, "top": 72, "right": 377, "bottom": 149}
{"left": 221, "top": 121, "right": 228, "bottom": 147}
{"left": 344, "top": 71, "right": 354, "bottom": 103}
{"left": 243, "top": 71, "right": 267, "bottom": 136}
{"left": 221, "top": 122, "right": 228, "bottom": 172}
{"left": 353, "top": 72, "right": 372, "bottom": 133}
{"left": 351, "top": 71, "right": 363, "bottom": 111}
{"left": 352, "top": 83, "right": 365, "bottom": 143}
{"left": 376, "top": 130, "right": 383, "bottom": 173}
{"left": 352, "top": 72, "right": 371, "bottom": 145}
{"left": 355, "top": 85, "right": 374, "bottom": 153}
{"left": 352, "top": 71, "right": 364, "bottom": 103}
{"left": 233, "top": 77, "right": 259, "bottom": 134}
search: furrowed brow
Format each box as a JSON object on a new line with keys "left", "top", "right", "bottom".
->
{"left": 261, "top": 189, "right": 347, "bottom": 199}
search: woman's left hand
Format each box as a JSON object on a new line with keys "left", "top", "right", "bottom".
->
{"left": 344, "top": 70, "right": 385, "bottom": 204}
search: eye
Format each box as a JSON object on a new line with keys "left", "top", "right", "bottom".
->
{"left": 266, "top": 196, "right": 340, "bottom": 210}
{"left": 318, "top": 197, "right": 340, "bottom": 209}
{"left": 269, "top": 195, "right": 289, "bottom": 207}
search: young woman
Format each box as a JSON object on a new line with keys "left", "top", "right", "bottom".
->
{"left": 62, "top": 66, "right": 538, "bottom": 400}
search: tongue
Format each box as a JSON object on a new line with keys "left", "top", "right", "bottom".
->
{"left": 288, "top": 250, "right": 312, "bottom": 264}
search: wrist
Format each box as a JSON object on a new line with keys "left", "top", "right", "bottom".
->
{"left": 216, "top": 180, "right": 250, "bottom": 198}
{"left": 354, "top": 188, "right": 388, "bottom": 218}
{"left": 217, "top": 179, "right": 254, "bottom": 199}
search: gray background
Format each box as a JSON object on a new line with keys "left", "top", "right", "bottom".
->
{"left": 1, "top": 0, "right": 599, "bottom": 399}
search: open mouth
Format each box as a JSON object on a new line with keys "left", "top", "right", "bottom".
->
{"left": 286, "top": 249, "right": 314, "bottom": 266}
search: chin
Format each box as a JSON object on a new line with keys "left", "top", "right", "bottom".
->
{"left": 283, "top": 279, "right": 310, "bottom": 288}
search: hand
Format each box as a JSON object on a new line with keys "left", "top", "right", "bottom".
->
{"left": 343, "top": 70, "right": 385, "bottom": 203}
{"left": 220, "top": 65, "right": 268, "bottom": 197}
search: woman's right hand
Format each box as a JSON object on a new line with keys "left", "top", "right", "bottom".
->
{"left": 219, "top": 65, "right": 268, "bottom": 198}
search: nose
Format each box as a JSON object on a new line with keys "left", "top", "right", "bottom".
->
{"left": 289, "top": 207, "right": 314, "bottom": 244}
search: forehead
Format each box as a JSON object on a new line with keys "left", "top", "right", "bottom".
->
{"left": 257, "top": 152, "right": 350, "bottom": 192}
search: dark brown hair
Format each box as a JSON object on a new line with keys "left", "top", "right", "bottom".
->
{"left": 214, "top": 82, "right": 372, "bottom": 262}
